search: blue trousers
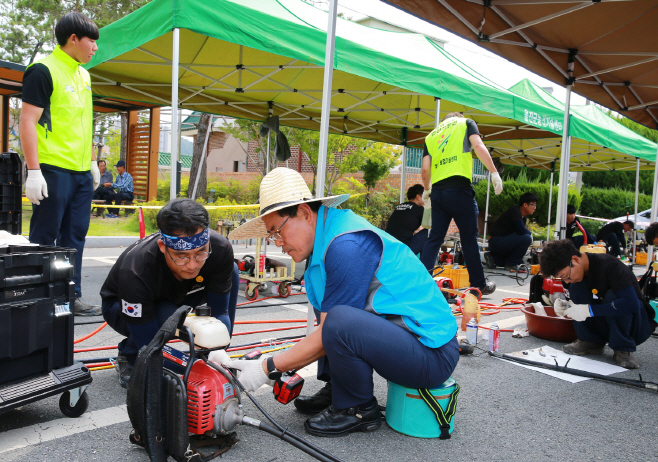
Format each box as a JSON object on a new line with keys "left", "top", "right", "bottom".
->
{"left": 420, "top": 188, "right": 486, "bottom": 287}
{"left": 106, "top": 190, "right": 135, "bottom": 215}
{"left": 569, "top": 281, "right": 653, "bottom": 351}
{"left": 402, "top": 229, "right": 429, "bottom": 256}
{"left": 103, "top": 263, "right": 239, "bottom": 363}
{"left": 29, "top": 166, "right": 93, "bottom": 297}
{"left": 321, "top": 305, "right": 459, "bottom": 409}
{"left": 489, "top": 233, "right": 533, "bottom": 266}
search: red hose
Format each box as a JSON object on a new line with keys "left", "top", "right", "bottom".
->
{"left": 73, "top": 322, "right": 108, "bottom": 344}
{"left": 232, "top": 324, "right": 315, "bottom": 336}
{"left": 227, "top": 338, "right": 303, "bottom": 352}
{"left": 237, "top": 292, "right": 307, "bottom": 306}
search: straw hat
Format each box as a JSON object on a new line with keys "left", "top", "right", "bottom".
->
{"left": 228, "top": 167, "right": 350, "bottom": 240}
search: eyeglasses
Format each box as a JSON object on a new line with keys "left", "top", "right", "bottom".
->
{"left": 553, "top": 261, "right": 572, "bottom": 282}
{"left": 166, "top": 241, "right": 212, "bottom": 266}
{"left": 266, "top": 216, "right": 290, "bottom": 244}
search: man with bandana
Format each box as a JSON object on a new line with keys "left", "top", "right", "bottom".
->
{"left": 100, "top": 199, "right": 239, "bottom": 388}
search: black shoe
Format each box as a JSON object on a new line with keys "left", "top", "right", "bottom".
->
{"left": 72, "top": 297, "right": 102, "bottom": 316}
{"left": 294, "top": 381, "right": 332, "bottom": 414}
{"left": 477, "top": 280, "right": 496, "bottom": 296}
{"left": 304, "top": 398, "right": 382, "bottom": 437}
{"left": 115, "top": 354, "right": 133, "bottom": 389}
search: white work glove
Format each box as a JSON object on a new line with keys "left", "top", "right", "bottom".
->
{"left": 564, "top": 302, "right": 591, "bottom": 322}
{"left": 90, "top": 161, "right": 101, "bottom": 190}
{"left": 491, "top": 172, "right": 503, "bottom": 195}
{"left": 553, "top": 298, "right": 570, "bottom": 317}
{"left": 422, "top": 190, "right": 431, "bottom": 204}
{"left": 208, "top": 349, "right": 232, "bottom": 366}
{"left": 25, "top": 169, "right": 48, "bottom": 205}
{"left": 224, "top": 355, "right": 274, "bottom": 392}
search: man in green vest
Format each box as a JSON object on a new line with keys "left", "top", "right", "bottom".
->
{"left": 421, "top": 113, "right": 503, "bottom": 295}
{"left": 20, "top": 12, "right": 101, "bottom": 315}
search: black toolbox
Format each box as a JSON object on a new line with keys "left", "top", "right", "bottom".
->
{"left": 0, "top": 154, "right": 92, "bottom": 417}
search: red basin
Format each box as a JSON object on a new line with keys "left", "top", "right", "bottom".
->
{"left": 520, "top": 305, "right": 577, "bottom": 343}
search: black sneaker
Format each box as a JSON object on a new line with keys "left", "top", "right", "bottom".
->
{"left": 72, "top": 297, "right": 102, "bottom": 316}
{"left": 115, "top": 354, "right": 134, "bottom": 389}
{"left": 477, "top": 281, "right": 496, "bottom": 296}
{"left": 304, "top": 397, "right": 382, "bottom": 437}
{"left": 294, "top": 381, "right": 332, "bottom": 414}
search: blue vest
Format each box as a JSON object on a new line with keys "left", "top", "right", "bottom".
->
{"left": 305, "top": 206, "right": 457, "bottom": 348}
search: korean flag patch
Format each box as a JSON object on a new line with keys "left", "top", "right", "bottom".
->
{"left": 122, "top": 300, "right": 142, "bottom": 318}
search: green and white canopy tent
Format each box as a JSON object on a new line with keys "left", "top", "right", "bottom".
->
{"left": 83, "top": 0, "right": 650, "bottom": 195}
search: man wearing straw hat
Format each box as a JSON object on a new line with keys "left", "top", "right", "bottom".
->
{"left": 219, "top": 167, "right": 459, "bottom": 437}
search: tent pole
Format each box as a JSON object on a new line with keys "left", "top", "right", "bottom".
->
{"left": 169, "top": 28, "right": 180, "bottom": 201}
{"left": 647, "top": 145, "right": 658, "bottom": 268}
{"left": 266, "top": 130, "right": 271, "bottom": 175}
{"left": 399, "top": 145, "right": 407, "bottom": 203}
{"left": 547, "top": 165, "right": 554, "bottom": 241}
{"left": 633, "top": 157, "right": 640, "bottom": 263}
{"left": 555, "top": 84, "right": 572, "bottom": 239}
{"left": 315, "top": 0, "right": 338, "bottom": 198}
{"left": 191, "top": 115, "right": 213, "bottom": 200}
{"left": 434, "top": 97, "right": 441, "bottom": 128}
{"left": 483, "top": 170, "right": 491, "bottom": 242}
{"left": 399, "top": 127, "right": 408, "bottom": 204}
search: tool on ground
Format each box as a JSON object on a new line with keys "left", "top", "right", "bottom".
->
{"left": 272, "top": 371, "right": 305, "bottom": 404}
{"left": 458, "top": 339, "right": 475, "bottom": 355}
{"left": 126, "top": 305, "right": 342, "bottom": 462}
{"left": 489, "top": 350, "right": 658, "bottom": 392}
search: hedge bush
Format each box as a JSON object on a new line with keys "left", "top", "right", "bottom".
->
{"left": 156, "top": 176, "right": 260, "bottom": 204}
{"left": 578, "top": 186, "right": 651, "bottom": 219}
{"left": 474, "top": 179, "right": 581, "bottom": 227}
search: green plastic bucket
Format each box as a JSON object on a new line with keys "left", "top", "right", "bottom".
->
{"left": 385, "top": 377, "right": 457, "bottom": 438}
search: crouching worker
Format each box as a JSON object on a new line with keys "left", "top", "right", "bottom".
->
{"left": 100, "top": 199, "right": 239, "bottom": 388}
{"left": 540, "top": 240, "right": 657, "bottom": 369}
{"left": 486, "top": 192, "right": 537, "bottom": 270}
{"left": 216, "top": 168, "right": 459, "bottom": 437}
{"left": 384, "top": 184, "right": 428, "bottom": 256}
{"left": 565, "top": 205, "right": 596, "bottom": 248}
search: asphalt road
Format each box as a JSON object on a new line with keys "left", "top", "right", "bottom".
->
{"left": 1, "top": 244, "right": 657, "bottom": 462}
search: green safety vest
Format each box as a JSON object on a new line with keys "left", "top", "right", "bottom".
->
{"left": 425, "top": 117, "right": 473, "bottom": 185}
{"left": 27, "top": 46, "right": 93, "bottom": 172}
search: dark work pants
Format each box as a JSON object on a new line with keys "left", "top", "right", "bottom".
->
{"left": 420, "top": 188, "right": 486, "bottom": 288}
{"left": 569, "top": 282, "right": 653, "bottom": 352}
{"left": 402, "top": 229, "right": 429, "bottom": 256}
{"left": 106, "top": 190, "right": 135, "bottom": 215}
{"left": 321, "top": 305, "right": 459, "bottom": 409}
{"left": 600, "top": 232, "right": 622, "bottom": 257}
{"left": 29, "top": 167, "right": 93, "bottom": 298}
{"left": 489, "top": 233, "right": 533, "bottom": 266}
{"left": 103, "top": 263, "right": 240, "bottom": 363}
{"left": 92, "top": 186, "right": 114, "bottom": 201}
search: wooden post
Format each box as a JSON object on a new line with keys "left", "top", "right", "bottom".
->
{"left": 148, "top": 107, "right": 160, "bottom": 201}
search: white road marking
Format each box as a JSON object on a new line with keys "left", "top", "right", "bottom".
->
{"left": 0, "top": 405, "right": 129, "bottom": 454}
{"left": 481, "top": 314, "right": 526, "bottom": 330}
{"left": 495, "top": 288, "right": 529, "bottom": 296}
{"left": 82, "top": 257, "right": 118, "bottom": 264}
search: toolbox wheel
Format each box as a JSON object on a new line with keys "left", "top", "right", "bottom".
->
{"left": 245, "top": 285, "right": 258, "bottom": 301}
{"left": 279, "top": 283, "right": 290, "bottom": 298}
{"left": 59, "top": 391, "right": 89, "bottom": 418}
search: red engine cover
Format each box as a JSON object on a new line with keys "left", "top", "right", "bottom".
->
{"left": 542, "top": 277, "right": 565, "bottom": 294}
{"left": 186, "top": 360, "right": 236, "bottom": 435}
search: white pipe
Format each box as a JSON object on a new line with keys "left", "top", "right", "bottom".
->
{"left": 555, "top": 84, "right": 572, "bottom": 239}
{"left": 191, "top": 115, "right": 213, "bottom": 199}
{"left": 266, "top": 129, "right": 271, "bottom": 175}
{"left": 434, "top": 98, "right": 441, "bottom": 128}
{"left": 315, "top": 0, "right": 338, "bottom": 198}
{"left": 483, "top": 170, "right": 491, "bottom": 241}
{"left": 399, "top": 145, "right": 407, "bottom": 204}
{"left": 546, "top": 169, "right": 554, "bottom": 241}
{"left": 170, "top": 28, "right": 180, "bottom": 201}
{"left": 633, "top": 157, "right": 640, "bottom": 263}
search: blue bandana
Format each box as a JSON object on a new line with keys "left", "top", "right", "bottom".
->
{"left": 159, "top": 228, "right": 210, "bottom": 251}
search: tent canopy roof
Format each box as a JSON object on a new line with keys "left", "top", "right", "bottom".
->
{"left": 87, "top": 0, "right": 656, "bottom": 171}
{"left": 383, "top": 0, "right": 658, "bottom": 130}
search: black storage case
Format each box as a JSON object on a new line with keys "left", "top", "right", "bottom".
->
{"left": 0, "top": 152, "right": 21, "bottom": 235}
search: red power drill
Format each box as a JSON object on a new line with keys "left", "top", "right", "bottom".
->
{"left": 240, "top": 350, "right": 304, "bottom": 404}
{"left": 273, "top": 371, "right": 305, "bottom": 404}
